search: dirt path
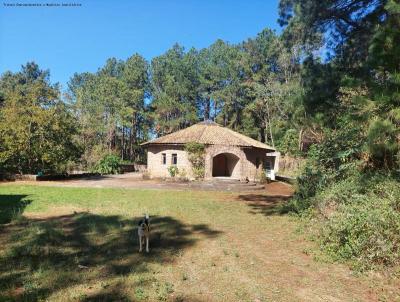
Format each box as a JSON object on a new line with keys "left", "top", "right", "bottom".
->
{"left": 4, "top": 172, "right": 292, "bottom": 193}
{"left": 167, "top": 196, "right": 399, "bottom": 302}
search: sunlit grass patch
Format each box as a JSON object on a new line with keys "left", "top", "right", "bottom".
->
{"left": 0, "top": 184, "right": 398, "bottom": 302}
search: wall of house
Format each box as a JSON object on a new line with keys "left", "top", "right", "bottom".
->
{"left": 147, "top": 145, "right": 193, "bottom": 178}
{"left": 243, "top": 148, "right": 272, "bottom": 181}
{"left": 204, "top": 145, "right": 274, "bottom": 181}
{"left": 205, "top": 145, "right": 245, "bottom": 179}
{"left": 225, "top": 153, "right": 241, "bottom": 178}
{"left": 212, "top": 153, "right": 241, "bottom": 178}
{"left": 147, "top": 144, "right": 276, "bottom": 181}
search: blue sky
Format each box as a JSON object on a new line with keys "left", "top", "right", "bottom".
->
{"left": 0, "top": 0, "right": 280, "bottom": 89}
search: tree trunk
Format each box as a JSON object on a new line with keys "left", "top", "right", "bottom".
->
{"left": 265, "top": 99, "right": 274, "bottom": 147}
{"left": 260, "top": 125, "right": 266, "bottom": 143}
{"left": 113, "top": 125, "right": 117, "bottom": 151}
{"left": 213, "top": 99, "right": 217, "bottom": 121}
{"left": 298, "top": 128, "right": 303, "bottom": 152}
{"left": 121, "top": 126, "right": 124, "bottom": 160}
{"left": 131, "top": 112, "right": 137, "bottom": 161}
{"left": 204, "top": 97, "right": 211, "bottom": 121}
{"left": 129, "top": 127, "right": 133, "bottom": 161}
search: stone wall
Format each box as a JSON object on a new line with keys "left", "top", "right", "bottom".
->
{"left": 147, "top": 145, "right": 194, "bottom": 178}
{"left": 243, "top": 148, "right": 271, "bottom": 181}
{"left": 147, "top": 144, "right": 276, "bottom": 181}
{"left": 204, "top": 145, "right": 245, "bottom": 179}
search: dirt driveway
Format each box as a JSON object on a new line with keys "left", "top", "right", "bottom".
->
{"left": 8, "top": 172, "right": 295, "bottom": 194}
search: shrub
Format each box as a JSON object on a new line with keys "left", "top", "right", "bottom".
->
{"left": 82, "top": 145, "right": 108, "bottom": 171}
{"left": 178, "top": 168, "right": 187, "bottom": 179}
{"left": 92, "top": 154, "right": 121, "bottom": 175}
{"left": 320, "top": 195, "right": 400, "bottom": 269}
{"left": 277, "top": 129, "right": 302, "bottom": 156}
{"left": 309, "top": 174, "right": 400, "bottom": 270}
{"left": 366, "top": 118, "right": 399, "bottom": 169}
{"left": 191, "top": 166, "right": 205, "bottom": 179}
{"left": 284, "top": 165, "right": 331, "bottom": 213}
{"left": 305, "top": 123, "right": 364, "bottom": 173}
{"left": 289, "top": 121, "right": 400, "bottom": 270}
{"left": 167, "top": 166, "right": 179, "bottom": 177}
{"left": 184, "top": 142, "right": 205, "bottom": 179}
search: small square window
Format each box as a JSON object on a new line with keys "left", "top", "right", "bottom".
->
{"left": 171, "top": 154, "right": 177, "bottom": 165}
{"left": 162, "top": 153, "right": 166, "bottom": 165}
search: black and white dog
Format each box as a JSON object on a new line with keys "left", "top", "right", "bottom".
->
{"left": 138, "top": 214, "right": 150, "bottom": 253}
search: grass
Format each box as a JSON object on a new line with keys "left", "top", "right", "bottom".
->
{"left": 0, "top": 184, "right": 399, "bottom": 301}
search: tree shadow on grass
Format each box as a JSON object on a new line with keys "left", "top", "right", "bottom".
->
{"left": 0, "top": 195, "right": 31, "bottom": 225}
{"left": 0, "top": 212, "right": 222, "bottom": 301}
{"left": 238, "top": 194, "right": 292, "bottom": 216}
{"left": 81, "top": 286, "right": 209, "bottom": 302}
{"left": 62, "top": 174, "right": 112, "bottom": 182}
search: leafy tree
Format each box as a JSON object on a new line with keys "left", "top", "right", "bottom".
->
{"left": 0, "top": 62, "right": 81, "bottom": 174}
{"left": 150, "top": 44, "right": 199, "bottom": 135}
{"left": 278, "top": 0, "right": 386, "bottom": 61}
{"left": 241, "top": 29, "right": 304, "bottom": 148}
{"left": 279, "top": 0, "right": 400, "bottom": 269}
{"left": 121, "top": 54, "right": 150, "bottom": 161}
{"left": 69, "top": 54, "right": 149, "bottom": 166}
{"left": 197, "top": 40, "right": 244, "bottom": 124}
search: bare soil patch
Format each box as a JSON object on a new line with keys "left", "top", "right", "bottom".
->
{"left": 4, "top": 173, "right": 294, "bottom": 193}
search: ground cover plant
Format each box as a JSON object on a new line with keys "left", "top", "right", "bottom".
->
{"left": 0, "top": 184, "right": 399, "bottom": 301}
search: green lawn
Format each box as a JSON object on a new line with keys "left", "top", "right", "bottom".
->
{"left": 0, "top": 184, "right": 398, "bottom": 302}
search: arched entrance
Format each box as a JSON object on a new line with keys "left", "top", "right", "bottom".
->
{"left": 212, "top": 153, "right": 240, "bottom": 177}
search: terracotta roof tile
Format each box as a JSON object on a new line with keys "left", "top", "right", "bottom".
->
{"left": 141, "top": 121, "right": 275, "bottom": 150}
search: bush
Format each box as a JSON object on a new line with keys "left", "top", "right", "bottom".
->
{"left": 82, "top": 145, "right": 108, "bottom": 171}
{"left": 92, "top": 154, "right": 121, "bottom": 175}
{"left": 284, "top": 165, "right": 331, "bottom": 213}
{"left": 289, "top": 122, "right": 400, "bottom": 270}
{"left": 321, "top": 194, "right": 400, "bottom": 269}
{"left": 277, "top": 129, "right": 302, "bottom": 156}
{"left": 178, "top": 168, "right": 187, "bottom": 179}
{"left": 366, "top": 118, "right": 399, "bottom": 169}
{"left": 184, "top": 142, "right": 205, "bottom": 179}
{"left": 307, "top": 124, "right": 364, "bottom": 172}
{"left": 286, "top": 124, "right": 365, "bottom": 214}
{"left": 310, "top": 174, "right": 400, "bottom": 270}
{"left": 167, "top": 166, "right": 179, "bottom": 177}
{"left": 191, "top": 166, "right": 205, "bottom": 179}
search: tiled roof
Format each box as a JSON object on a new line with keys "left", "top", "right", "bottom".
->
{"left": 142, "top": 121, "right": 275, "bottom": 150}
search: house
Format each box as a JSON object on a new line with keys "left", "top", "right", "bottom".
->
{"left": 141, "top": 121, "right": 279, "bottom": 181}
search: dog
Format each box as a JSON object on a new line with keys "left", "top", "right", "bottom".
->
{"left": 137, "top": 214, "right": 150, "bottom": 253}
